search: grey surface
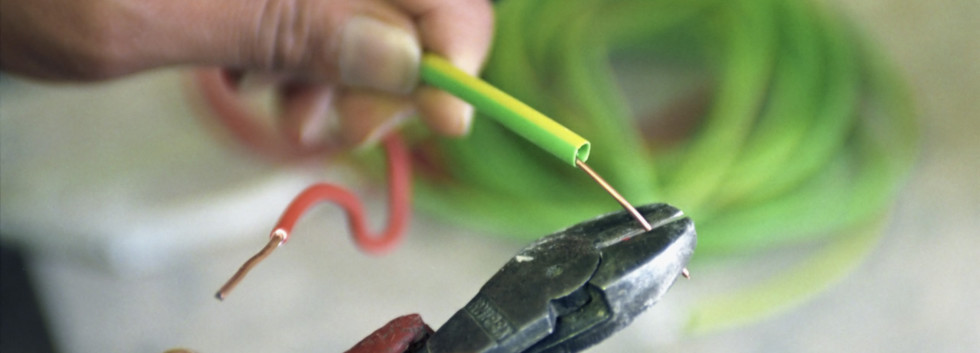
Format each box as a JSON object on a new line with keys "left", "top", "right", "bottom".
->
{"left": 1, "top": 0, "right": 978, "bottom": 352}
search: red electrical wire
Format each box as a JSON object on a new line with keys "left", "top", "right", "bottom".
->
{"left": 271, "top": 133, "right": 412, "bottom": 253}
{"left": 192, "top": 68, "right": 413, "bottom": 300}
{"left": 192, "top": 68, "right": 337, "bottom": 160}
{"left": 215, "top": 134, "right": 412, "bottom": 300}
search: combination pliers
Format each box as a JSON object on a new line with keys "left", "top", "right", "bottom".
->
{"left": 348, "top": 203, "right": 696, "bottom": 353}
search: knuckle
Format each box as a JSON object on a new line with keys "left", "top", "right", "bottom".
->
{"left": 73, "top": 34, "right": 129, "bottom": 79}
{"left": 251, "top": 0, "right": 315, "bottom": 72}
{"left": 64, "top": 2, "right": 133, "bottom": 80}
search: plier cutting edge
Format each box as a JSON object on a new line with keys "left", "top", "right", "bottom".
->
{"left": 347, "top": 203, "right": 696, "bottom": 353}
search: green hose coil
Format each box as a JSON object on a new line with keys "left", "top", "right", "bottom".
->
{"left": 410, "top": 0, "right": 917, "bottom": 332}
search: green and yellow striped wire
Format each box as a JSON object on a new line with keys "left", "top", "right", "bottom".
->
{"left": 420, "top": 54, "right": 591, "bottom": 166}
{"left": 399, "top": 0, "right": 917, "bottom": 333}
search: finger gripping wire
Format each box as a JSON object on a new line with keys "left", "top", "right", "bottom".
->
{"left": 216, "top": 134, "right": 412, "bottom": 300}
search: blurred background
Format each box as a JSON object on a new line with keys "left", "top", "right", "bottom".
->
{"left": 1, "top": 0, "right": 977, "bottom": 352}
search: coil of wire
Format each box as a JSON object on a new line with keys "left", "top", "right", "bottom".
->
{"left": 405, "top": 0, "right": 918, "bottom": 332}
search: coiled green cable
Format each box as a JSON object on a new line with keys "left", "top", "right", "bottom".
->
{"left": 414, "top": 0, "right": 915, "bottom": 250}
{"left": 409, "top": 0, "right": 917, "bottom": 332}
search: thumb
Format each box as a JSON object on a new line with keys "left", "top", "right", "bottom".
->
{"left": 335, "top": 15, "right": 422, "bottom": 94}
{"left": 155, "top": 0, "right": 422, "bottom": 93}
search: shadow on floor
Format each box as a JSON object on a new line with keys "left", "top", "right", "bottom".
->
{"left": 1, "top": 243, "right": 58, "bottom": 353}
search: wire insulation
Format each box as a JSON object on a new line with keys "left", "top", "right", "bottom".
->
{"left": 195, "top": 68, "right": 415, "bottom": 298}
{"left": 212, "top": 134, "right": 411, "bottom": 300}
{"left": 193, "top": 69, "right": 337, "bottom": 160}
{"left": 269, "top": 134, "right": 412, "bottom": 254}
{"left": 420, "top": 54, "right": 591, "bottom": 166}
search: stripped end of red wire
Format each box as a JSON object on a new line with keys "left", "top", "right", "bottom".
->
{"left": 215, "top": 134, "right": 412, "bottom": 300}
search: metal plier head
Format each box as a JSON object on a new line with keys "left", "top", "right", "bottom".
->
{"left": 420, "top": 203, "right": 696, "bottom": 353}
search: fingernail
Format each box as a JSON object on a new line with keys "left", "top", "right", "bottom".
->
{"left": 353, "top": 112, "right": 411, "bottom": 152}
{"left": 297, "top": 106, "right": 335, "bottom": 148}
{"left": 353, "top": 115, "right": 408, "bottom": 153}
{"left": 457, "top": 103, "right": 474, "bottom": 135}
{"left": 339, "top": 16, "right": 421, "bottom": 94}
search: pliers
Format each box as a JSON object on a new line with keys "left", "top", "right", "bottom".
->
{"left": 348, "top": 203, "right": 696, "bottom": 353}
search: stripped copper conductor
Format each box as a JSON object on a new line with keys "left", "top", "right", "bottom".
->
{"left": 575, "top": 160, "right": 691, "bottom": 279}
{"left": 215, "top": 229, "right": 286, "bottom": 300}
{"left": 575, "top": 159, "right": 653, "bottom": 231}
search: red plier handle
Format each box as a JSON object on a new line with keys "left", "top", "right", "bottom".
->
{"left": 346, "top": 314, "right": 432, "bottom": 353}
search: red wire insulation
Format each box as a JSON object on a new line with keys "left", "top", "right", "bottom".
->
{"left": 193, "top": 67, "right": 412, "bottom": 254}
{"left": 345, "top": 314, "right": 433, "bottom": 353}
{"left": 214, "top": 135, "right": 411, "bottom": 299}
{"left": 271, "top": 133, "right": 412, "bottom": 254}
{"left": 193, "top": 68, "right": 337, "bottom": 160}
{"left": 202, "top": 66, "right": 416, "bottom": 298}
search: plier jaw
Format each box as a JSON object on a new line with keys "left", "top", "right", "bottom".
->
{"left": 421, "top": 203, "right": 696, "bottom": 353}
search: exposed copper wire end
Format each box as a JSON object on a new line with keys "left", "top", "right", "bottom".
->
{"left": 215, "top": 229, "right": 287, "bottom": 301}
{"left": 575, "top": 159, "right": 653, "bottom": 231}
{"left": 681, "top": 268, "right": 691, "bottom": 279}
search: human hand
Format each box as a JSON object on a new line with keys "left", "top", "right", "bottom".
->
{"left": 0, "top": 0, "right": 494, "bottom": 146}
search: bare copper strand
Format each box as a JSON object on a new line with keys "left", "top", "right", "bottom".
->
{"left": 576, "top": 159, "right": 653, "bottom": 231}
{"left": 215, "top": 230, "right": 286, "bottom": 301}
{"left": 682, "top": 268, "right": 691, "bottom": 279}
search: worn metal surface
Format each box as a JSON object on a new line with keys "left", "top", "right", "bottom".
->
{"left": 422, "top": 204, "right": 696, "bottom": 353}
